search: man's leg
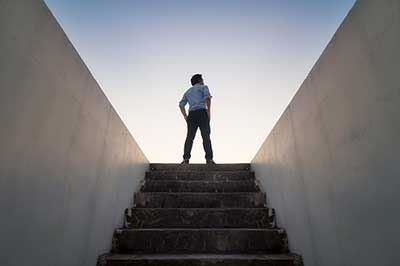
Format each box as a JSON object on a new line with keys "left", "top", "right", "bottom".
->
{"left": 199, "top": 110, "right": 213, "bottom": 160}
{"left": 183, "top": 116, "right": 198, "bottom": 160}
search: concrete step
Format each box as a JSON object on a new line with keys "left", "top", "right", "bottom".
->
{"left": 140, "top": 180, "right": 260, "bottom": 192}
{"left": 149, "top": 163, "right": 251, "bottom": 171}
{"left": 112, "top": 228, "right": 288, "bottom": 254}
{"left": 145, "top": 170, "right": 255, "bottom": 181}
{"left": 134, "top": 192, "right": 266, "bottom": 208}
{"left": 100, "top": 253, "right": 303, "bottom": 266}
{"left": 124, "top": 208, "right": 275, "bottom": 228}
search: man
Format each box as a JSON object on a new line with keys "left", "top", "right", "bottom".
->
{"left": 179, "top": 74, "right": 215, "bottom": 165}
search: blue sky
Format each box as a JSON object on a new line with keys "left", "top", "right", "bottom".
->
{"left": 45, "top": 0, "right": 355, "bottom": 163}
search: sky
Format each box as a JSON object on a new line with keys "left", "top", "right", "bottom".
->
{"left": 44, "top": 0, "right": 355, "bottom": 163}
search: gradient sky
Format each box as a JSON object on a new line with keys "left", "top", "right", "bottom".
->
{"left": 44, "top": 0, "right": 355, "bottom": 163}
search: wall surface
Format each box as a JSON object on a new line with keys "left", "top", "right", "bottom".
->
{"left": 0, "top": 1, "right": 149, "bottom": 266}
{"left": 252, "top": 1, "right": 400, "bottom": 266}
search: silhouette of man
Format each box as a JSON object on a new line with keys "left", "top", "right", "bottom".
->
{"left": 179, "top": 74, "right": 215, "bottom": 164}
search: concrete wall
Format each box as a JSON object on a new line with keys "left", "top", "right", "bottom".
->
{"left": 0, "top": 1, "right": 149, "bottom": 265}
{"left": 251, "top": 1, "right": 400, "bottom": 266}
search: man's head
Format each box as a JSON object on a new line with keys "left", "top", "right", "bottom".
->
{"left": 190, "top": 74, "right": 203, "bottom": 86}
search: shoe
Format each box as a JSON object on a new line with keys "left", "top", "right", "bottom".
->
{"left": 206, "top": 159, "right": 216, "bottom": 165}
{"left": 181, "top": 159, "right": 189, "bottom": 165}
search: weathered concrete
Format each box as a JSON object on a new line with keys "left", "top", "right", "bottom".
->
{"left": 141, "top": 180, "right": 260, "bottom": 192}
{"left": 135, "top": 192, "right": 266, "bottom": 208}
{"left": 101, "top": 164, "right": 301, "bottom": 265}
{"left": 0, "top": 1, "right": 148, "bottom": 266}
{"left": 145, "top": 170, "right": 255, "bottom": 180}
{"left": 251, "top": 1, "right": 400, "bottom": 266}
{"left": 150, "top": 163, "right": 251, "bottom": 171}
{"left": 102, "top": 254, "right": 303, "bottom": 266}
{"left": 113, "top": 228, "right": 288, "bottom": 254}
{"left": 124, "top": 208, "right": 275, "bottom": 228}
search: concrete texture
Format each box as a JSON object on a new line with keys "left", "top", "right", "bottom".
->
{"left": 0, "top": 1, "right": 148, "bottom": 266}
{"left": 150, "top": 163, "right": 251, "bottom": 171}
{"left": 124, "top": 208, "right": 275, "bottom": 228}
{"left": 251, "top": 1, "right": 400, "bottom": 266}
{"left": 134, "top": 192, "right": 266, "bottom": 208}
{"left": 141, "top": 179, "right": 260, "bottom": 192}
{"left": 101, "top": 164, "right": 301, "bottom": 265}
{"left": 114, "top": 228, "right": 288, "bottom": 254}
{"left": 146, "top": 169, "right": 255, "bottom": 180}
{"left": 102, "top": 254, "right": 303, "bottom": 266}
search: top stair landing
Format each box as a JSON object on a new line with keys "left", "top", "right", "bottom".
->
{"left": 150, "top": 163, "right": 251, "bottom": 171}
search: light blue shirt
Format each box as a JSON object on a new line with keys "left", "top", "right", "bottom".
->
{"left": 179, "top": 84, "right": 212, "bottom": 112}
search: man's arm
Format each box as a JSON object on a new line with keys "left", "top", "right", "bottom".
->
{"left": 203, "top": 86, "right": 212, "bottom": 120}
{"left": 205, "top": 97, "right": 211, "bottom": 120}
{"left": 180, "top": 106, "right": 188, "bottom": 121}
{"left": 179, "top": 93, "right": 188, "bottom": 121}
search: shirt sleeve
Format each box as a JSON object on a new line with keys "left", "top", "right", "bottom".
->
{"left": 179, "top": 93, "right": 188, "bottom": 108}
{"left": 203, "top": 86, "right": 212, "bottom": 100}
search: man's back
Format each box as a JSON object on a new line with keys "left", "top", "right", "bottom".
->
{"left": 179, "top": 84, "right": 212, "bottom": 112}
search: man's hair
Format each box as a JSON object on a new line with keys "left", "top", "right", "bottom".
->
{"left": 190, "top": 74, "right": 203, "bottom": 86}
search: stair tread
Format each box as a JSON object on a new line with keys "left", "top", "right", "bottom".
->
{"left": 145, "top": 171, "right": 254, "bottom": 181}
{"left": 106, "top": 253, "right": 299, "bottom": 260}
{"left": 114, "top": 228, "right": 288, "bottom": 253}
{"left": 125, "top": 207, "right": 275, "bottom": 228}
{"left": 150, "top": 163, "right": 250, "bottom": 166}
{"left": 119, "top": 228, "right": 282, "bottom": 231}
{"left": 137, "top": 192, "right": 263, "bottom": 194}
{"left": 146, "top": 170, "right": 254, "bottom": 175}
{"left": 134, "top": 192, "right": 266, "bottom": 208}
{"left": 147, "top": 171, "right": 253, "bottom": 174}
{"left": 127, "top": 207, "right": 270, "bottom": 210}
{"left": 144, "top": 180, "right": 255, "bottom": 183}
{"left": 149, "top": 163, "right": 251, "bottom": 171}
{"left": 141, "top": 180, "right": 259, "bottom": 192}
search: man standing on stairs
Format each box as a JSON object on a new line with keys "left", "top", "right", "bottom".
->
{"left": 179, "top": 74, "right": 215, "bottom": 165}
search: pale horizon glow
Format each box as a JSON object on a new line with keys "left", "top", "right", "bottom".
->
{"left": 45, "top": 0, "right": 355, "bottom": 163}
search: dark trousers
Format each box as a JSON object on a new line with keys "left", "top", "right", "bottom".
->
{"left": 183, "top": 108, "right": 213, "bottom": 160}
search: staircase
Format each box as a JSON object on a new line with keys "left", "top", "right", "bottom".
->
{"left": 98, "top": 163, "right": 303, "bottom": 265}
